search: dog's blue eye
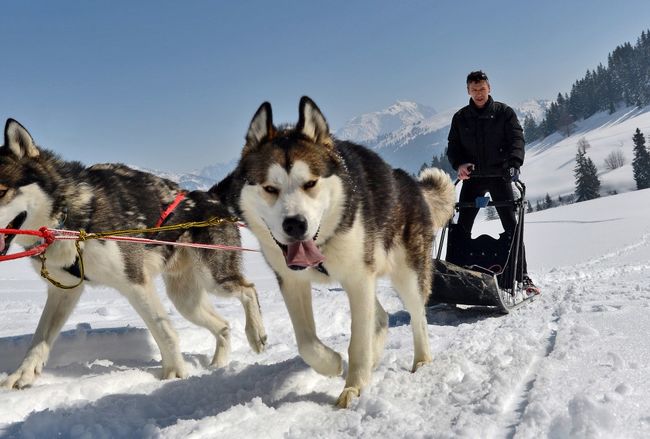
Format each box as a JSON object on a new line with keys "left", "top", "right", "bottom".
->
{"left": 303, "top": 180, "right": 318, "bottom": 190}
{"left": 263, "top": 186, "right": 279, "bottom": 195}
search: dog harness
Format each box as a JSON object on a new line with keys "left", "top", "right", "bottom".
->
{"left": 155, "top": 192, "right": 187, "bottom": 228}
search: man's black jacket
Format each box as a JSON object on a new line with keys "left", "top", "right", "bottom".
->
{"left": 447, "top": 96, "right": 525, "bottom": 174}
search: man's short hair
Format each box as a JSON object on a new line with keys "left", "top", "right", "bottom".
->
{"left": 466, "top": 70, "right": 489, "bottom": 85}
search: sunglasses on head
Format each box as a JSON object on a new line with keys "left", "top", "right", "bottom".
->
{"left": 466, "top": 71, "right": 488, "bottom": 83}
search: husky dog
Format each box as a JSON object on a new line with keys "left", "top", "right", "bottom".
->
{"left": 219, "top": 97, "right": 455, "bottom": 407}
{"left": 0, "top": 119, "right": 266, "bottom": 389}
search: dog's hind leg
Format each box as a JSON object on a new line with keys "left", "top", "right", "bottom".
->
{"left": 279, "top": 276, "right": 342, "bottom": 377}
{"left": 2, "top": 285, "right": 83, "bottom": 389}
{"left": 390, "top": 267, "right": 433, "bottom": 373}
{"left": 213, "top": 276, "right": 267, "bottom": 355}
{"left": 123, "top": 282, "right": 186, "bottom": 379}
{"left": 164, "top": 272, "right": 233, "bottom": 368}
{"left": 372, "top": 297, "right": 389, "bottom": 369}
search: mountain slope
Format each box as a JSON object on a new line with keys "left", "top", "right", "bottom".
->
{"left": 524, "top": 105, "right": 650, "bottom": 201}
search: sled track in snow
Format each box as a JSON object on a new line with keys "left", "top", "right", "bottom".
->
{"left": 495, "top": 312, "right": 560, "bottom": 439}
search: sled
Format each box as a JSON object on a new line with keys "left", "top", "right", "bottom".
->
{"left": 429, "top": 175, "right": 535, "bottom": 314}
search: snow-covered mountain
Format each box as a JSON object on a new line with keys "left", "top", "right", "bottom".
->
{"left": 516, "top": 98, "right": 552, "bottom": 123}
{"left": 197, "top": 158, "right": 239, "bottom": 184}
{"left": 335, "top": 101, "right": 437, "bottom": 145}
{"left": 335, "top": 99, "right": 551, "bottom": 173}
{"left": 132, "top": 158, "right": 240, "bottom": 192}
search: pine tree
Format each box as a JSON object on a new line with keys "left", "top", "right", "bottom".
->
{"left": 574, "top": 150, "right": 601, "bottom": 201}
{"left": 522, "top": 115, "right": 539, "bottom": 143}
{"left": 543, "top": 193, "right": 554, "bottom": 209}
{"left": 485, "top": 206, "right": 498, "bottom": 221}
{"left": 632, "top": 128, "right": 650, "bottom": 189}
{"left": 430, "top": 150, "right": 455, "bottom": 176}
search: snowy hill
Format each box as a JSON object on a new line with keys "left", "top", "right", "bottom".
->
{"left": 524, "top": 105, "right": 650, "bottom": 202}
{"left": 335, "top": 99, "right": 551, "bottom": 172}
{"left": 1, "top": 189, "right": 649, "bottom": 437}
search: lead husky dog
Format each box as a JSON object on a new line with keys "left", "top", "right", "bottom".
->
{"left": 219, "top": 97, "right": 455, "bottom": 407}
{"left": 0, "top": 119, "right": 266, "bottom": 389}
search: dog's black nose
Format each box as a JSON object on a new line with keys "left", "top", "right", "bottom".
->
{"left": 283, "top": 215, "right": 308, "bottom": 240}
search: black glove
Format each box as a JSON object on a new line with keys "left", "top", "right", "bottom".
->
{"left": 508, "top": 166, "right": 520, "bottom": 182}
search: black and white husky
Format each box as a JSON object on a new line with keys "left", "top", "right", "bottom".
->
{"left": 219, "top": 97, "right": 455, "bottom": 407}
{"left": 0, "top": 119, "right": 266, "bottom": 389}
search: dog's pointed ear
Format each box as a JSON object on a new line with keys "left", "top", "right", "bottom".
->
{"left": 297, "top": 96, "right": 332, "bottom": 146}
{"left": 4, "top": 119, "right": 40, "bottom": 159}
{"left": 244, "top": 102, "right": 275, "bottom": 154}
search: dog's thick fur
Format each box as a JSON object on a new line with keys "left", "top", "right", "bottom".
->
{"left": 0, "top": 119, "right": 266, "bottom": 389}
{"left": 220, "top": 97, "right": 455, "bottom": 407}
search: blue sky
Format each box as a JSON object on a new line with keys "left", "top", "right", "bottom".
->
{"left": 2, "top": 0, "right": 649, "bottom": 173}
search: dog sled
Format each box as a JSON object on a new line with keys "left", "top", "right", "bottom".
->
{"left": 429, "top": 175, "right": 536, "bottom": 314}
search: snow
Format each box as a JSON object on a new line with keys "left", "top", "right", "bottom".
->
{"left": 2, "top": 186, "right": 650, "bottom": 437}
{"left": 522, "top": 105, "right": 650, "bottom": 201}
{"left": 335, "top": 101, "right": 437, "bottom": 145}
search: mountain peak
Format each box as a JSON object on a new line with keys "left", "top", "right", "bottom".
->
{"left": 335, "top": 101, "right": 436, "bottom": 144}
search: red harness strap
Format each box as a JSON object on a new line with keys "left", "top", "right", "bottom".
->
{"left": 0, "top": 227, "right": 56, "bottom": 261}
{"left": 155, "top": 192, "right": 187, "bottom": 228}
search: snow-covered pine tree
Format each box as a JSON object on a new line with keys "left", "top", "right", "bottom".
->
{"left": 632, "top": 128, "right": 650, "bottom": 189}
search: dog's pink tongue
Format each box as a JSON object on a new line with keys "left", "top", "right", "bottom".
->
{"left": 0, "top": 234, "right": 5, "bottom": 253}
{"left": 285, "top": 240, "right": 325, "bottom": 268}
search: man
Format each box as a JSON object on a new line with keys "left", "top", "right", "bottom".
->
{"left": 447, "top": 70, "right": 539, "bottom": 295}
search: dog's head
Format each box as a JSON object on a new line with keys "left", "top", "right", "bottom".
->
{"left": 0, "top": 119, "right": 45, "bottom": 255}
{"left": 236, "top": 96, "right": 345, "bottom": 269}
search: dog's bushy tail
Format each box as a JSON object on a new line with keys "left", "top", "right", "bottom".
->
{"left": 418, "top": 167, "right": 456, "bottom": 229}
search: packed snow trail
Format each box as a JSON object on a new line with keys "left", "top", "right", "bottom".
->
{"left": 1, "top": 189, "right": 650, "bottom": 438}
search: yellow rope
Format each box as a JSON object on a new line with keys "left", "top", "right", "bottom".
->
{"left": 40, "top": 216, "right": 241, "bottom": 289}
{"left": 40, "top": 240, "right": 85, "bottom": 290}
{"left": 76, "top": 216, "right": 241, "bottom": 241}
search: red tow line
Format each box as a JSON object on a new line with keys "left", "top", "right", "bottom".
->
{"left": 0, "top": 227, "right": 55, "bottom": 262}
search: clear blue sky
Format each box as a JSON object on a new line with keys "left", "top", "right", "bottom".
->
{"left": 2, "top": 0, "right": 649, "bottom": 173}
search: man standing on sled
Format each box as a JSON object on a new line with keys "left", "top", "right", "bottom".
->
{"left": 446, "top": 70, "right": 540, "bottom": 295}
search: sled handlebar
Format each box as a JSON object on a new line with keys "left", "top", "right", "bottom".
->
{"left": 453, "top": 175, "right": 526, "bottom": 193}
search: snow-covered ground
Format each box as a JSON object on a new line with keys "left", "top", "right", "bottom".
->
{"left": 1, "top": 189, "right": 650, "bottom": 438}
{"left": 524, "top": 105, "right": 650, "bottom": 202}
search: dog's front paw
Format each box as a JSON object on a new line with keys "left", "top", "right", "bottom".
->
{"left": 335, "top": 387, "right": 360, "bottom": 408}
{"left": 2, "top": 361, "right": 43, "bottom": 389}
{"left": 161, "top": 364, "right": 186, "bottom": 380}
{"left": 411, "top": 358, "right": 432, "bottom": 373}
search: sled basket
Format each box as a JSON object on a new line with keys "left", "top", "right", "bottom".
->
{"left": 429, "top": 177, "right": 533, "bottom": 313}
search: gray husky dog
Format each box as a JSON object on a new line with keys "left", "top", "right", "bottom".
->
{"left": 0, "top": 119, "right": 266, "bottom": 389}
{"left": 218, "top": 97, "right": 455, "bottom": 407}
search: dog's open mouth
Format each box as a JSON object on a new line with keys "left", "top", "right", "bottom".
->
{"left": 0, "top": 211, "right": 27, "bottom": 256}
{"left": 271, "top": 232, "right": 325, "bottom": 271}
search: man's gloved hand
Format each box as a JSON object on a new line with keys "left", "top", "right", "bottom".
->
{"left": 508, "top": 166, "right": 520, "bottom": 182}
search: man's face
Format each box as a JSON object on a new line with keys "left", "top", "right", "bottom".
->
{"left": 467, "top": 80, "right": 491, "bottom": 108}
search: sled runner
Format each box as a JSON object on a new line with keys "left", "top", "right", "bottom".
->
{"left": 429, "top": 175, "right": 535, "bottom": 313}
